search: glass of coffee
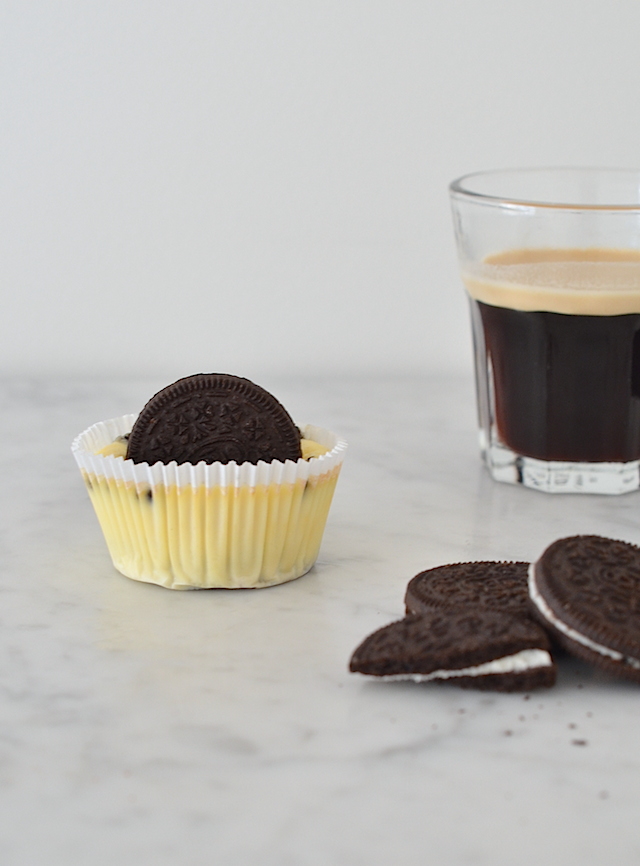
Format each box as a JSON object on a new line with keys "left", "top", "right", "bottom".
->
{"left": 450, "top": 167, "right": 640, "bottom": 494}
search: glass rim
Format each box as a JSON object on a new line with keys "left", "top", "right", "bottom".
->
{"left": 449, "top": 166, "right": 640, "bottom": 211}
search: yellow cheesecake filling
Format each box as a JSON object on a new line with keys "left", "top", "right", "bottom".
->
{"left": 73, "top": 416, "right": 345, "bottom": 590}
{"left": 82, "top": 467, "right": 340, "bottom": 590}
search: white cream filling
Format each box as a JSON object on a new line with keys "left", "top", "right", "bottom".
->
{"left": 527, "top": 563, "right": 640, "bottom": 670}
{"left": 377, "top": 648, "right": 552, "bottom": 683}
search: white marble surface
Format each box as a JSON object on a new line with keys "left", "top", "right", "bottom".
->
{"left": 2, "top": 374, "right": 640, "bottom": 866}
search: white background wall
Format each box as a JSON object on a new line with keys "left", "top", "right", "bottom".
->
{"left": 3, "top": 0, "right": 640, "bottom": 379}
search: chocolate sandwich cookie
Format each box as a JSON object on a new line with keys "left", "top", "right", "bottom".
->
{"left": 126, "top": 374, "right": 301, "bottom": 466}
{"left": 529, "top": 535, "right": 640, "bottom": 683}
{"left": 349, "top": 609, "right": 556, "bottom": 692}
{"left": 405, "top": 561, "right": 530, "bottom": 617}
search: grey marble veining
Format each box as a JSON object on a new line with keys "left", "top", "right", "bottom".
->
{"left": 1, "top": 375, "right": 640, "bottom": 865}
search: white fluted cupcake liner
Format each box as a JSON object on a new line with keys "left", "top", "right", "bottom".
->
{"left": 72, "top": 415, "right": 347, "bottom": 590}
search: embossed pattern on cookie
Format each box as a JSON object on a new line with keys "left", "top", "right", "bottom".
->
{"left": 529, "top": 535, "right": 640, "bottom": 683}
{"left": 349, "top": 609, "right": 556, "bottom": 692}
{"left": 126, "top": 374, "right": 302, "bottom": 466}
{"left": 405, "top": 561, "right": 530, "bottom": 616}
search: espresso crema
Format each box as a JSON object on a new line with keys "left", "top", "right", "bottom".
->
{"left": 463, "top": 247, "right": 640, "bottom": 316}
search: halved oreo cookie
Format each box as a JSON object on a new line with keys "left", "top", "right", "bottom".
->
{"left": 405, "top": 561, "right": 530, "bottom": 617}
{"left": 529, "top": 535, "right": 640, "bottom": 683}
{"left": 126, "top": 374, "right": 301, "bottom": 466}
{"left": 349, "top": 609, "right": 556, "bottom": 691}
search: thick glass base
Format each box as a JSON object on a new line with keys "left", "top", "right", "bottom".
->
{"left": 481, "top": 433, "right": 640, "bottom": 495}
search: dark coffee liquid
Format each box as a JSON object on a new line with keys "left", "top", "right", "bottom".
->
{"left": 477, "top": 301, "right": 640, "bottom": 462}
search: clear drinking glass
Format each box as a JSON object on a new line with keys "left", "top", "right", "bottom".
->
{"left": 450, "top": 167, "right": 640, "bottom": 494}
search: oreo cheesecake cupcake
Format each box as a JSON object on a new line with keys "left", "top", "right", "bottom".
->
{"left": 72, "top": 374, "right": 346, "bottom": 590}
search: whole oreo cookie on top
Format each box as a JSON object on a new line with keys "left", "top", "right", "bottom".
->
{"left": 405, "top": 561, "right": 530, "bottom": 617}
{"left": 529, "top": 535, "right": 640, "bottom": 684}
{"left": 126, "top": 374, "right": 302, "bottom": 466}
{"left": 349, "top": 608, "right": 556, "bottom": 692}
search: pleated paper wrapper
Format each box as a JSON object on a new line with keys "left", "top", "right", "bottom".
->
{"left": 72, "top": 414, "right": 347, "bottom": 590}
